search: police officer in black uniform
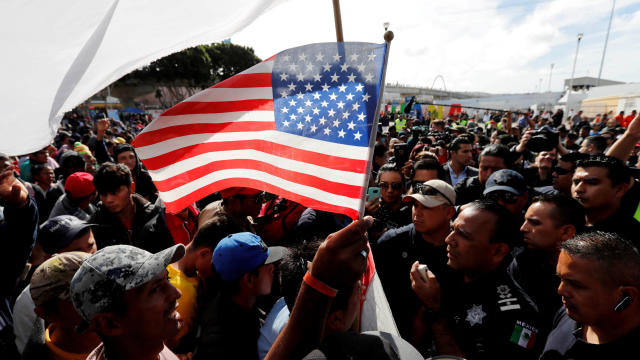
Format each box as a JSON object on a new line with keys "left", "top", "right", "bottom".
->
{"left": 374, "top": 180, "right": 460, "bottom": 342}
{"left": 410, "top": 201, "right": 543, "bottom": 360}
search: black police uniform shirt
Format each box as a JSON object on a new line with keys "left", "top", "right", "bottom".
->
{"left": 508, "top": 247, "right": 562, "bottom": 332}
{"left": 374, "top": 224, "right": 462, "bottom": 340}
{"left": 453, "top": 176, "right": 484, "bottom": 206}
{"left": 375, "top": 201, "right": 412, "bottom": 230}
{"left": 441, "top": 256, "right": 543, "bottom": 360}
{"left": 589, "top": 212, "right": 640, "bottom": 250}
{"left": 541, "top": 307, "right": 640, "bottom": 359}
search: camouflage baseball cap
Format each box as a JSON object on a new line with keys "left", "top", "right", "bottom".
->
{"left": 30, "top": 251, "right": 90, "bottom": 307}
{"left": 70, "top": 244, "right": 185, "bottom": 325}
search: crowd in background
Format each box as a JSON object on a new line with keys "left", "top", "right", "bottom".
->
{"left": 1, "top": 104, "right": 640, "bottom": 360}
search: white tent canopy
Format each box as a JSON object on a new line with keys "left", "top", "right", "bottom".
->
{"left": 0, "top": 0, "right": 285, "bottom": 156}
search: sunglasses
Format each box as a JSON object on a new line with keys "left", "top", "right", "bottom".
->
{"left": 413, "top": 183, "right": 454, "bottom": 206}
{"left": 379, "top": 181, "right": 403, "bottom": 191}
{"left": 552, "top": 166, "right": 573, "bottom": 176}
{"left": 486, "top": 191, "right": 519, "bottom": 204}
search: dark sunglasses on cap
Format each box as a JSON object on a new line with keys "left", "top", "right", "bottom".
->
{"left": 413, "top": 182, "right": 454, "bottom": 206}
{"left": 552, "top": 166, "right": 573, "bottom": 176}
{"left": 379, "top": 181, "right": 403, "bottom": 191}
{"left": 485, "top": 191, "right": 519, "bottom": 204}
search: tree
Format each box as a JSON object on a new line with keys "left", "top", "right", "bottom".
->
{"left": 119, "top": 42, "right": 261, "bottom": 106}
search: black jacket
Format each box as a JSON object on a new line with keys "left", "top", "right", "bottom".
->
{"left": 454, "top": 175, "right": 484, "bottom": 206}
{"left": 442, "top": 163, "right": 478, "bottom": 187}
{"left": 89, "top": 194, "right": 174, "bottom": 253}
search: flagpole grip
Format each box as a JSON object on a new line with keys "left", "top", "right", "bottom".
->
{"left": 332, "top": 0, "right": 344, "bottom": 42}
{"left": 358, "top": 30, "right": 395, "bottom": 219}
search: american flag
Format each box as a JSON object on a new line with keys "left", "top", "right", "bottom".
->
{"left": 132, "top": 42, "right": 387, "bottom": 219}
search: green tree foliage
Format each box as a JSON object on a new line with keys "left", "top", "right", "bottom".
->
{"left": 120, "top": 42, "right": 261, "bottom": 105}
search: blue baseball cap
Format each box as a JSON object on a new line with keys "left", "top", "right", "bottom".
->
{"left": 212, "top": 232, "right": 285, "bottom": 281}
{"left": 483, "top": 169, "right": 527, "bottom": 196}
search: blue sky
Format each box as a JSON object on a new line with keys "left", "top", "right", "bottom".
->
{"left": 232, "top": 0, "right": 640, "bottom": 94}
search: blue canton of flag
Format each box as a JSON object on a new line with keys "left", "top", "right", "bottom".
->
{"left": 272, "top": 42, "right": 387, "bottom": 147}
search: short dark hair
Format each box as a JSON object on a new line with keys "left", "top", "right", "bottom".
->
{"left": 373, "top": 142, "right": 387, "bottom": 159}
{"left": 375, "top": 163, "right": 402, "bottom": 184}
{"left": 279, "top": 240, "right": 356, "bottom": 314}
{"left": 497, "top": 134, "right": 516, "bottom": 146}
{"left": 466, "top": 200, "right": 521, "bottom": 248}
{"left": 93, "top": 162, "right": 132, "bottom": 195}
{"left": 279, "top": 240, "right": 321, "bottom": 310}
{"left": 190, "top": 214, "right": 242, "bottom": 250}
{"left": 413, "top": 159, "right": 444, "bottom": 180}
{"left": 583, "top": 135, "right": 608, "bottom": 153}
{"left": 559, "top": 152, "right": 589, "bottom": 169}
{"left": 31, "top": 164, "right": 51, "bottom": 179}
{"left": 561, "top": 231, "right": 640, "bottom": 288}
{"left": 480, "top": 144, "right": 512, "bottom": 167}
{"left": 449, "top": 136, "right": 472, "bottom": 153}
{"left": 567, "top": 132, "right": 579, "bottom": 140}
{"left": 531, "top": 194, "right": 586, "bottom": 232}
{"left": 576, "top": 154, "right": 630, "bottom": 186}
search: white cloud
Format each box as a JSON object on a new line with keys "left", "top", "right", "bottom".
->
{"left": 233, "top": 0, "right": 640, "bottom": 93}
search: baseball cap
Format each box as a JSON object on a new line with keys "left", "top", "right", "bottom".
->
{"left": 70, "top": 244, "right": 185, "bottom": 326}
{"left": 212, "top": 232, "right": 285, "bottom": 281}
{"left": 303, "top": 331, "right": 423, "bottom": 360}
{"left": 219, "top": 187, "right": 262, "bottom": 199}
{"left": 113, "top": 143, "right": 136, "bottom": 159}
{"left": 483, "top": 169, "right": 527, "bottom": 196}
{"left": 403, "top": 179, "right": 456, "bottom": 207}
{"left": 64, "top": 172, "right": 95, "bottom": 198}
{"left": 30, "top": 252, "right": 90, "bottom": 307}
{"left": 39, "top": 216, "right": 94, "bottom": 254}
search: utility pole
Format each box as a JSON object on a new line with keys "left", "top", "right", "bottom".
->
{"left": 596, "top": 0, "right": 615, "bottom": 86}
{"left": 547, "top": 63, "right": 554, "bottom": 92}
{"left": 566, "top": 33, "right": 583, "bottom": 115}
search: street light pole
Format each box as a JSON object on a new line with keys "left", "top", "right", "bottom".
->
{"left": 566, "top": 33, "right": 583, "bottom": 119}
{"left": 596, "top": 0, "right": 615, "bottom": 86}
{"left": 547, "top": 63, "right": 554, "bottom": 92}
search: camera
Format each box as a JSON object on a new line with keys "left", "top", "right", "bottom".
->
{"left": 526, "top": 126, "right": 559, "bottom": 153}
{"left": 393, "top": 143, "right": 410, "bottom": 167}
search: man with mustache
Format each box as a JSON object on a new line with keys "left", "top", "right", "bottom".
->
{"left": 374, "top": 179, "right": 458, "bottom": 342}
{"left": 411, "top": 200, "right": 542, "bottom": 359}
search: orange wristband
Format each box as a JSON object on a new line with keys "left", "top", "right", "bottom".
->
{"left": 303, "top": 271, "right": 338, "bottom": 297}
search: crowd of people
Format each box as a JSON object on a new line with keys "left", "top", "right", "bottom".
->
{"left": 1, "top": 105, "right": 640, "bottom": 360}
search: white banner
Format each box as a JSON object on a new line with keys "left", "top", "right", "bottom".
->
{"left": 0, "top": 0, "right": 287, "bottom": 155}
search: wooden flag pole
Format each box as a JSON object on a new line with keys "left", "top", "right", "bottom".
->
{"left": 332, "top": 0, "right": 344, "bottom": 42}
{"left": 358, "top": 30, "right": 395, "bottom": 219}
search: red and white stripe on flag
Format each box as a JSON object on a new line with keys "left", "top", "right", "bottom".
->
{"left": 132, "top": 43, "right": 385, "bottom": 218}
